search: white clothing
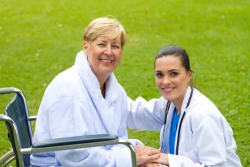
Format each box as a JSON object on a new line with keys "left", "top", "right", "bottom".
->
{"left": 127, "top": 87, "right": 242, "bottom": 167}
{"left": 30, "top": 51, "right": 139, "bottom": 167}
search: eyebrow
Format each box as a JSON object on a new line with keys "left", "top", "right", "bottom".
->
{"left": 96, "top": 40, "right": 106, "bottom": 43}
{"left": 97, "top": 40, "right": 120, "bottom": 45}
{"left": 168, "top": 69, "right": 180, "bottom": 72}
{"left": 97, "top": 38, "right": 119, "bottom": 42}
{"left": 155, "top": 69, "right": 179, "bottom": 72}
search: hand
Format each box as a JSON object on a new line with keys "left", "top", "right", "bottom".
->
{"left": 139, "top": 162, "right": 163, "bottom": 167}
{"left": 152, "top": 153, "right": 169, "bottom": 165}
{"left": 135, "top": 145, "right": 161, "bottom": 166}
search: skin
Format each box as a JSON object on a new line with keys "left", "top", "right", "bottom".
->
{"left": 155, "top": 55, "right": 192, "bottom": 114}
{"left": 83, "top": 36, "right": 122, "bottom": 96}
{"left": 152, "top": 153, "right": 169, "bottom": 166}
{"left": 139, "top": 162, "right": 164, "bottom": 167}
{"left": 135, "top": 145, "right": 161, "bottom": 166}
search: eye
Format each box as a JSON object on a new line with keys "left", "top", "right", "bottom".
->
{"left": 98, "top": 43, "right": 105, "bottom": 46}
{"left": 170, "top": 71, "right": 179, "bottom": 76}
{"left": 155, "top": 72, "right": 163, "bottom": 77}
{"left": 112, "top": 44, "right": 120, "bottom": 49}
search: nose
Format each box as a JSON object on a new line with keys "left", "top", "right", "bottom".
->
{"left": 104, "top": 45, "right": 113, "bottom": 56}
{"left": 163, "top": 76, "right": 171, "bottom": 85}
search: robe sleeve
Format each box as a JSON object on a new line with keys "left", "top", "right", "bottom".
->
{"left": 126, "top": 96, "right": 165, "bottom": 130}
{"left": 118, "top": 95, "right": 145, "bottom": 146}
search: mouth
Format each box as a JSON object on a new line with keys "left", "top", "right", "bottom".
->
{"left": 100, "top": 58, "right": 114, "bottom": 63}
{"left": 162, "top": 87, "right": 175, "bottom": 93}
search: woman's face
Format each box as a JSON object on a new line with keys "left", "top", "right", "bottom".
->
{"left": 155, "top": 55, "right": 192, "bottom": 105}
{"left": 83, "top": 36, "right": 122, "bottom": 79}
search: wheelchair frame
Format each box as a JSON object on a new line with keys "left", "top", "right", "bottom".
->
{"left": 0, "top": 87, "right": 137, "bottom": 167}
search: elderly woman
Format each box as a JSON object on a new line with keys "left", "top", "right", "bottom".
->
{"left": 30, "top": 17, "right": 160, "bottom": 167}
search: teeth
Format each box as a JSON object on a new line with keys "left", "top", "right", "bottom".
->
{"left": 101, "top": 59, "right": 112, "bottom": 63}
{"left": 163, "top": 88, "right": 173, "bottom": 92}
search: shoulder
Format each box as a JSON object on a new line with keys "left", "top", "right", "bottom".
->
{"left": 44, "top": 66, "right": 85, "bottom": 100}
{"left": 187, "top": 88, "right": 231, "bottom": 128}
{"left": 52, "top": 66, "right": 79, "bottom": 85}
{"left": 191, "top": 88, "right": 219, "bottom": 112}
{"left": 187, "top": 88, "right": 224, "bottom": 121}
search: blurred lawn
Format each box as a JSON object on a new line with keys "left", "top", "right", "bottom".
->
{"left": 0, "top": 0, "right": 249, "bottom": 166}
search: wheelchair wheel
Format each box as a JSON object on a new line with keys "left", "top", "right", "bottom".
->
{"left": 0, "top": 150, "right": 15, "bottom": 167}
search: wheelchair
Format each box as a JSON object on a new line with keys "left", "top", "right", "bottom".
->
{"left": 0, "top": 87, "right": 137, "bottom": 167}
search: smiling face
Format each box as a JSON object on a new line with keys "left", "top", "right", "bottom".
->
{"left": 83, "top": 36, "right": 123, "bottom": 79}
{"left": 155, "top": 55, "right": 192, "bottom": 106}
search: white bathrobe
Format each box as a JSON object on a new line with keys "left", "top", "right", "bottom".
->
{"left": 30, "top": 51, "right": 137, "bottom": 167}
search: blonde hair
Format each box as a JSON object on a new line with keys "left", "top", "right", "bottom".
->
{"left": 83, "top": 17, "right": 126, "bottom": 47}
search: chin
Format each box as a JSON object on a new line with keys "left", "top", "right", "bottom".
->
{"left": 164, "top": 92, "right": 178, "bottom": 100}
{"left": 162, "top": 95, "right": 172, "bottom": 101}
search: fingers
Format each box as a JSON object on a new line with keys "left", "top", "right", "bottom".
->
{"left": 147, "top": 149, "right": 161, "bottom": 156}
{"left": 135, "top": 145, "right": 161, "bottom": 155}
{"left": 135, "top": 146, "right": 161, "bottom": 165}
{"left": 146, "top": 153, "right": 161, "bottom": 161}
{"left": 139, "top": 162, "right": 163, "bottom": 167}
{"left": 135, "top": 145, "right": 159, "bottom": 157}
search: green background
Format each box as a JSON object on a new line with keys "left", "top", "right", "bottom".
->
{"left": 0, "top": 0, "right": 249, "bottom": 166}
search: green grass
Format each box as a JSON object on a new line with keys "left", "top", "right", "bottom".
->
{"left": 0, "top": 0, "right": 249, "bottom": 166}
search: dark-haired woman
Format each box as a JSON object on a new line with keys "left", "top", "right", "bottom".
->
{"left": 127, "top": 45, "right": 242, "bottom": 167}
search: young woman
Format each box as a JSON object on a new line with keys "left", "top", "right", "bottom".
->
{"left": 127, "top": 45, "right": 242, "bottom": 167}
{"left": 30, "top": 17, "right": 160, "bottom": 167}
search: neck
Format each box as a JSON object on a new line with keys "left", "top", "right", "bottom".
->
{"left": 172, "top": 86, "right": 193, "bottom": 114}
{"left": 171, "top": 90, "right": 186, "bottom": 114}
{"left": 98, "top": 77, "right": 108, "bottom": 98}
{"left": 101, "top": 84, "right": 105, "bottom": 97}
{"left": 173, "top": 102, "right": 182, "bottom": 115}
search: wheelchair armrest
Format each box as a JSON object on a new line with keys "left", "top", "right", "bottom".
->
{"left": 25, "top": 134, "right": 137, "bottom": 166}
{"left": 0, "top": 87, "right": 20, "bottom": 94}
{"left": 32, "top": 134, "right": 118, "bottom": 148}
{"left": 0, "top": 87, "right": 15, "bottom": 94}
{"left": 0, "top": 114, "right": 12, "bottom": 122}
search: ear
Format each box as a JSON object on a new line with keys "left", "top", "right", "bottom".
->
{"left": 83, "top": 41, "right": 89, "bottom": 54}
{"left": 188, "top": 69, "right": 193, "bottom": 80}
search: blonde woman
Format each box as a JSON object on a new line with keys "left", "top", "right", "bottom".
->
{"left": 30, "top": 17, "right": 160, "bottom": 167}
